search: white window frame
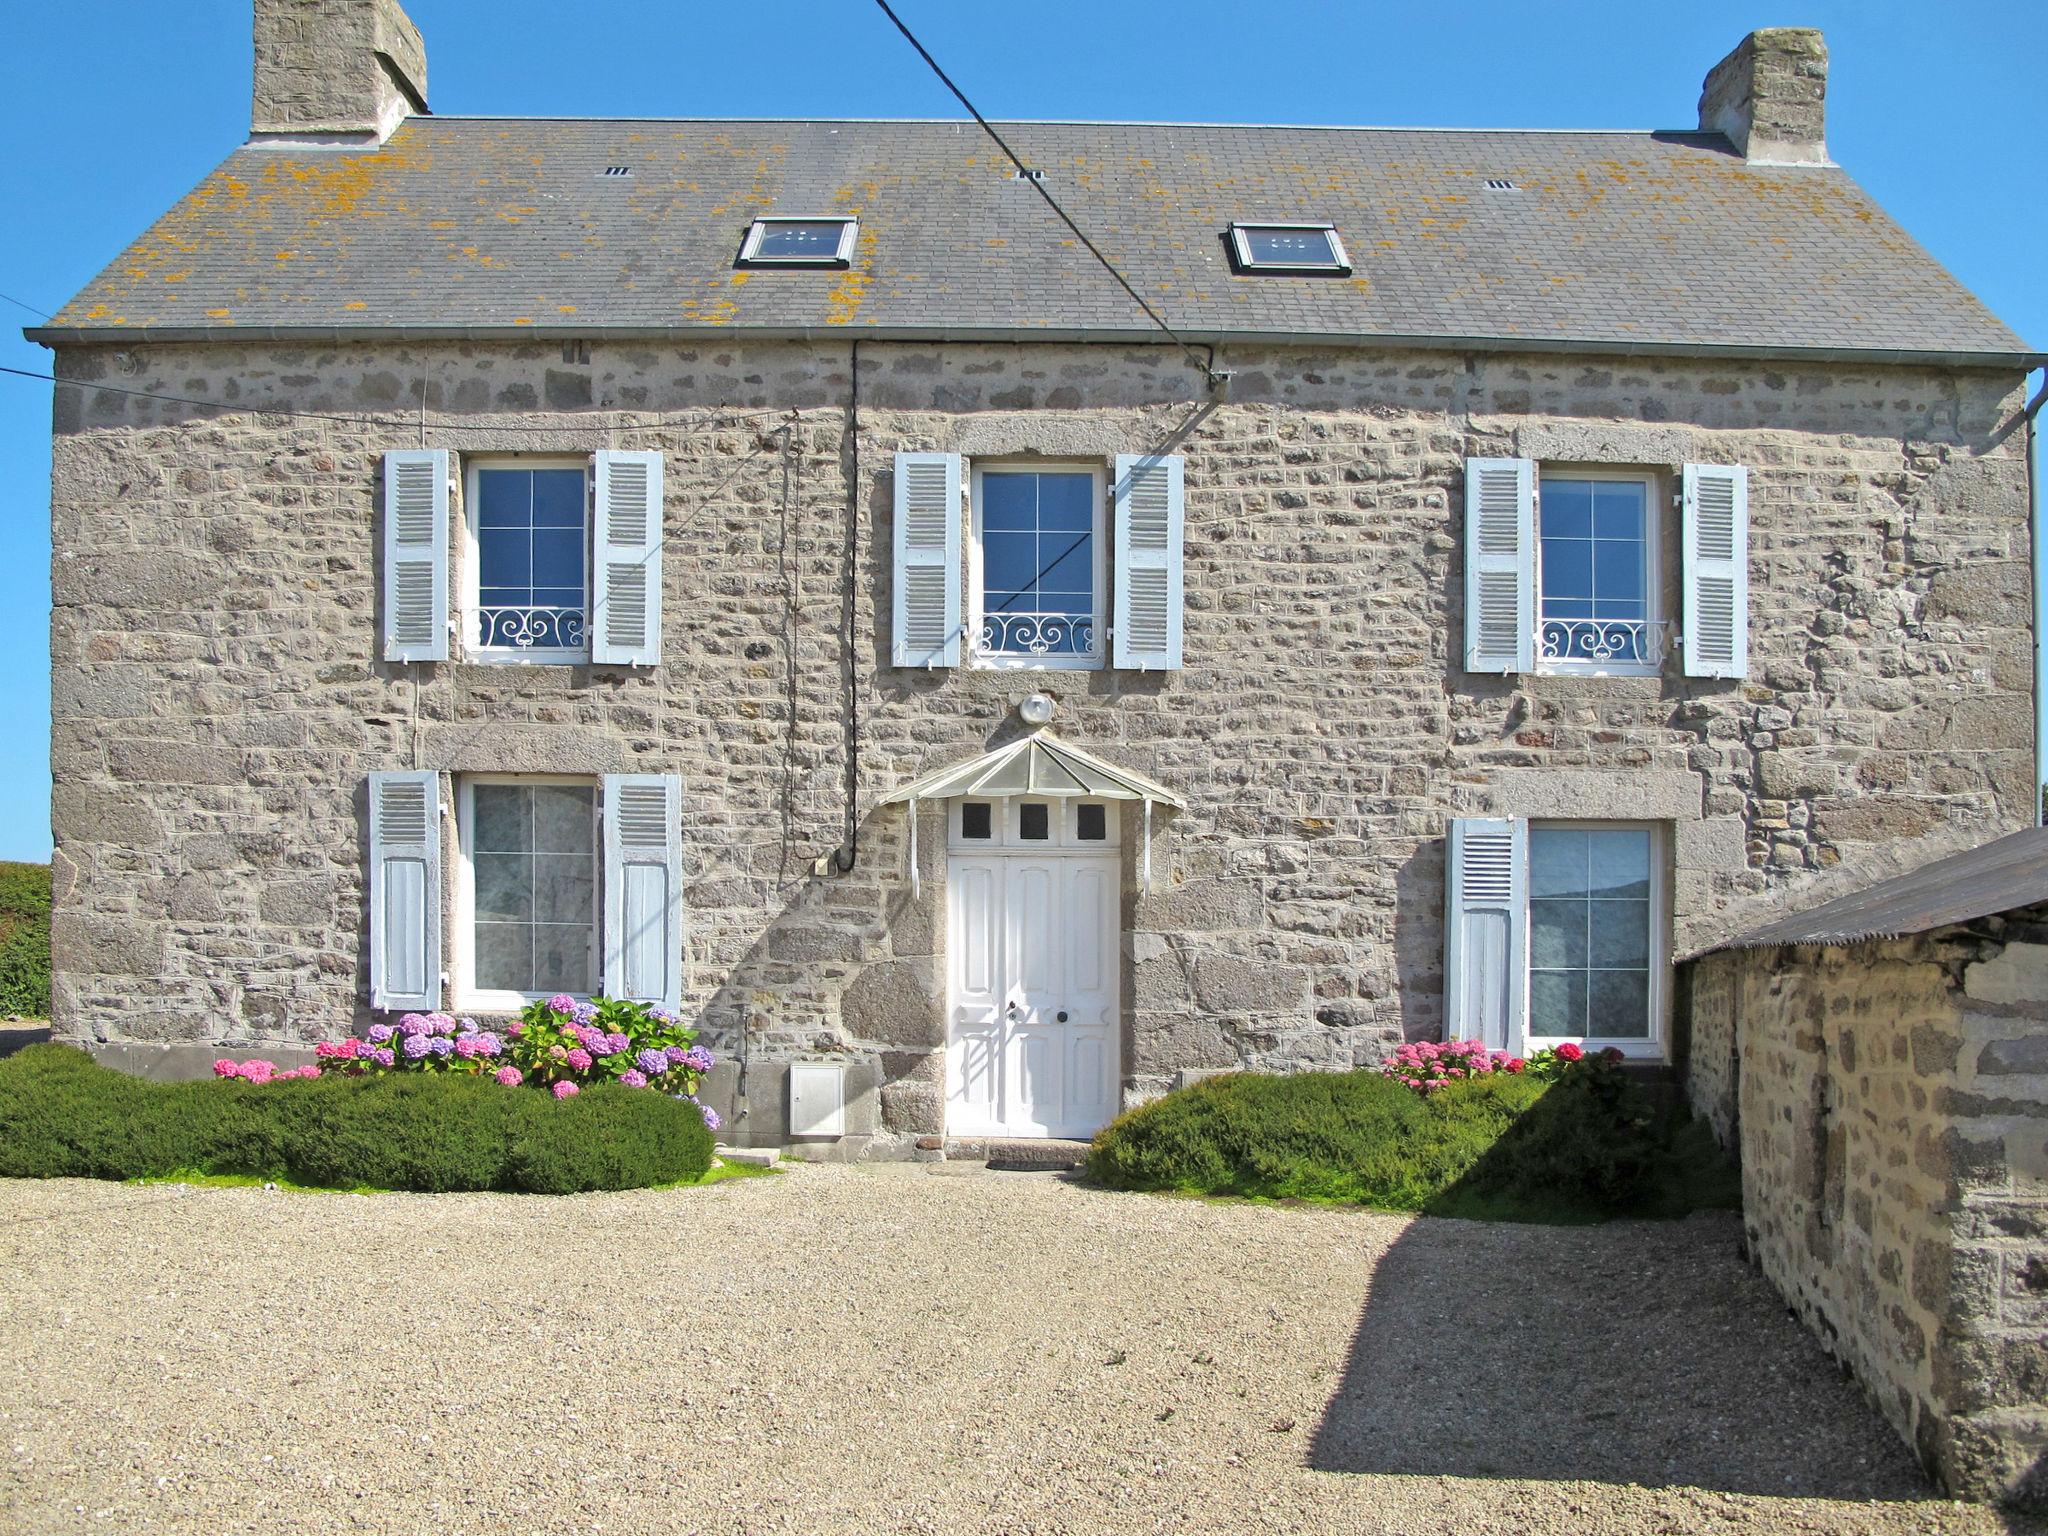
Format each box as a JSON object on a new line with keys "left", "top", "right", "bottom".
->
{"left": 453, "top": 773, "right": 602, "bottom": 1013}
{"left": 463, "top": 455, "right": 592, "bottom": 665}
{"left": 948, "top": 796, "right": 1122, "bottom": 851}
{"left": 738, "top": 216, "right": 859, "bottom": 267}
{"left": 968, "top": 458, "right": 1108, "bottom": 672}
{"left": 1534, "top": 465, "right": 1663, "bottom": 679}
{"left": 1523, "top": 819, "right": 1669, "bottom": 1061}
{"left": 1226, "top": 222, "right": 1352, "bottom": 274}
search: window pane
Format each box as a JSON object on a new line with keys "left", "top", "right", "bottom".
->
{"left": 1037, "top": 474, "right": 1095, "bottom": 530}
{"left": 1588, "top": 829, "right": 1650, "bottom": 898}
{"left": 530, "top": 527, "right": 586, "bottom": 587}
{"left": 473, "top": 853, "right": 530, "bottom": 923}
{"left": 1540, "top": 480, "right": 1592, "bottom": 540}
{"left": 982, "top": 532, "right": 1037, "bottom": 595}
{"left": 751, "top": 221, "right": 848, "bottom": 260}
{"left": 1243, "top": 227, "right": 1339, "bottom": 266}
{"left": 1076, "top": 803, "right": 1107, "bottom": 841}
{"left": 1039, "top": 534, "right": 1093, "bottom": 593}
{"left": 979, "top": 471, "right": 1099, "bottom": 658}
{"left": 1541, "top": 538, "right": 1593, "bottom": 601}
{"left": 1018, "top": 803, "right": 1051, "bottom": 841}
{"left": 472, "top": 467, "right": 589, "bottom": 652}
{"left": 1538, "top": 479, "right": 1651, "bottom": 659}
{"left": 531, "top": 924, "right": 596, "bottom": 995}
{"left": 1590, "top": 971, "right": 1651, "bottom": 1037}
{"left": 1590, "top": 901, "right": 1650, "bottom": 968}
{"left": 1593, "top": 541, "right": 1644, "bottom": 613}
{"left": 979, "top": 474, "right": 1036, "bottom": 531}
{"left": 532, "top": 786, "right": 593, "bottom": 854}
{"left": 530, "top": 470, "right": 586, "bottom": 526}
{"left": 1593, "top": 481, "right": 1646, "bottom": 541}
{"left": 1530, "top": 970, "right": 1586, "bottom": 1037}
{"left": 960, "top": 802, "right": 993, "bottom": 840}
{"left": 1529, "top": 828, "right": 1589, "bottom": 898}
{"left": 474, "top": 922, "right": 530, "bottom": 994}
{"left": 472, "top": 784, "right": 525, "bottom": 853}
{"left": 533, "top": 855, "right": 596, "bottom": 925}
{"left": 1530, "top": 898, "right": 1588, "bottom": 969}
{"left": 475, "top": 470, "right": 528, "bottom": 528}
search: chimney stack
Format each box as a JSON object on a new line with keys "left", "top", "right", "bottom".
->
{"left": 1697, "top": 28, "right": 1829, "bottom": 166}
{"left": 252, "top": 0, "right": 428, "bottom": 144}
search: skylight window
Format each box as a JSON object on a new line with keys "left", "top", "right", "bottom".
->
{"left": 1226, "top": 223, "right": 1351, "bottom": 275}
{"left": 738, "top": 218, "right": 858, "bottom": 268}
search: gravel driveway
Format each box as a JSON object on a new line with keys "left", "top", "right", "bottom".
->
{"left": 0, "top": 1165, "right": 2035, "bottom": 1536}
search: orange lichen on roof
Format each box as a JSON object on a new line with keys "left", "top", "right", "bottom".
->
{"left": 343, "top": 300, "right": 367, "bottom": 310}
{"left": 557, "top": 304, "right": 577, "bottom": 313}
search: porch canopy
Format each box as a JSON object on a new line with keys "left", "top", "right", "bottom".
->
{"left": 877, "top": 730, "right": 1186, "bottom": 809}
{"left": 878, "top": 730, "right": 1184, "bottom": 894}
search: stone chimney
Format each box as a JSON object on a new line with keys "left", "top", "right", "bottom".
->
{"left": 1697, "top": 28, "right": 1829, "bottom": 166}
{"left": 251, "top": 0, "right": 428, "bottom": 143}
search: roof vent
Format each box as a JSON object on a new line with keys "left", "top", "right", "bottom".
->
{"left": 600, "top": 165, "right": 632, "bottom": 178}
{"left": 1010, "top": 168, "right": 1046, "bottom": 182}
{"left": 1484, "top": 178, "right": 1518, "bottom": 191}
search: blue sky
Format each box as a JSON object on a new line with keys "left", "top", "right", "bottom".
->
{"left": 0, "top": 1, "right": 2041, "bottom": 862}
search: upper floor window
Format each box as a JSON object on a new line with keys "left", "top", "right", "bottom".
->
{"left": 1536, "top": 471, "right": 1658, "bottom": 674}
{"left": 1227, "top": 222, "right": 1351, "bottom": 274}
{"left": 738, "top": 217, "right": 858, "bottom": 267}
{"left": 467, "top": 460, "right": 589, "bottom": 662}
{"left": 970, "top": 462, "right": 1105, "bottom": 670}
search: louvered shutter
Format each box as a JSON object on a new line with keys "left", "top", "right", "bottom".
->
{"left": 892, "top": 452, "right": 961, "bottom": 667}
{"left": 1113, "top": 453, "right": 1186, "bottom": 670}
{"left": 367, "top": 770, "right": 441, "bottom": 1011}
{"left": 1463, "top": 457, "right": 1535, "bottom": 674}
{"left": 603, "top": 773, "right": 683, "bottom": 1010}
{"left": 1682, "top": 463, "right": 1749, "bottom": 679}
{"left": 1444, "top": 817, "right": 1526, "bottom": 1053}
{"left": 382, "top": 449, "right": 449, "bottom": 661}
{"left": 592, "top": 450, "right": 664, "bottom": 666}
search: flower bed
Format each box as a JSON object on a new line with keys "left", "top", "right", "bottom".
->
{"left": 219, "top": 995, "right": 721, "bottom": 1130}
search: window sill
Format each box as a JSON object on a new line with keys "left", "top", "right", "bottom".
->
{"left": 1532, "top": 663, "right": 1661, "bottom": 680}
{"left": 969, "top": 653, "right": 1104, "bottom": 672}
{"left": 458, "top": 990, "right": 592, "bottom": 1016}
{"left": 465, "top": 650, "right": 591, "bottom": 667}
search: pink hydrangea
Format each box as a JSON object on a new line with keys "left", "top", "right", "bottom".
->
{"left": 494, "top": 1066, "right": 523, "bottom": 1087}
{"left": 618, "top": 1069, "right": 647, "bottom": 1088}
{"left": 564, "top": 1048, "right": 593, "bottom": 1072}
{"left": 547, "top": 994, "right": 579, "bottom": 1016}
{"left": 552, "top": 1080, "right": 579, "bottom": 1100}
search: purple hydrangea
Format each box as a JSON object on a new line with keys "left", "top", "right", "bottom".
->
{"left": 547, "top": 994, "right": 579, "bottom": 1017}
{"left": 373, "top": 1047, "right": 397, "bottom": 1067}
{"left": 682, "top": 1045, "right": 715, "bottom": 1073}
{"left": 457, "top": 1018, "right": 478, "bottom": 1034}
{"left": 635, "top": 1047, "right": 669, "bottom": 1076}
{"left": 431, "top": 1036, "right": 457, "bottom": 1057}
{"left": 605, "top": 1032, "right": 630, "bottom": 1055}
{"left": 367, "top": 1022, "right": 394, "bottom": 1043}
{"left": 618, "top": 1069, "right": 648, "bottom": 1088}
{"left": 700, "top": 1105, "right": 722, "bottom": 1132}
{"left": 401, "top": 1035, "right": 431, "bottom": 1060}
{"left": 398, "top": 1013, "right": 433, "bottom": 1039}
{"left": 572, "top": 1003, "right": 599, "bottom": 1027}
{"left": 471, "top": 1031, "right": 501, "bottom": 1056}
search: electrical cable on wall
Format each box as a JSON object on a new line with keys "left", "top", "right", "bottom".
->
{"left": 834, "top": 341, "right": 864, "bottom": 874}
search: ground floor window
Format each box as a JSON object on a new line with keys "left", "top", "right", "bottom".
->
{"left": 1528, "top": 825, "right": 1654, "bottom": 1041}
{"left": 457, "top": 777, "right": 599, "bottom": 1008}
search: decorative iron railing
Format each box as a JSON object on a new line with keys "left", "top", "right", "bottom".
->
{"left": 1538, "top": 617, "right": 1668, "bottom": 668}
{"left": 974, "top": 613, "right": 1098, "bottom": 660}
{"left": 478, "top": 606, "right": 586, "bottom": 652}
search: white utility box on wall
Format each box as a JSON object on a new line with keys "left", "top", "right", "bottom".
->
{"left": 788, "top": 1061, "right": 848, "bottom": 1138}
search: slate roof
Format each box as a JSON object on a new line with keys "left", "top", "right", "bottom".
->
{"left": 31, "top": 116, "right": 2040, "bottom": 365}
{"left": 1719, "top": 828, "right": 2048, "bottom": 949}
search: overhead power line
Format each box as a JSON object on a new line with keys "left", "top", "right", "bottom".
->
{"left": 0, "top": 291, "right": 53, "bottom": 321}
{"left": 869, "top": 0, "right": 1224, "bottom": 393}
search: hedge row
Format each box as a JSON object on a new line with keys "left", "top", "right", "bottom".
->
{"left": 1085, "top": 1064, "right": 1738, "bottom": 1221}
{"left": 0, "top": 862, "right": 50, "bottom": 1019}
{"left": 0, "top": 1044, "right": 714, "bottom": 1194}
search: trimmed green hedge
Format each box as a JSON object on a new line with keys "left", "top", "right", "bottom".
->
{"left": 1085, "top": 1065, "right": 1738, "bottom": 1221}
{"left": 0, "top": 1044, "right": 715, "bottom": 1194}
{"left": 0, "top": 862, "right": 51, "bottom": 1019}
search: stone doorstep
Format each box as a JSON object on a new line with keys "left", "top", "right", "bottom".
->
{"left": 945, "top": 1137, "right": 1092, "bottom": 1171}
{"left": 712, "top": 1146, "right": 779, "bottom": 1168}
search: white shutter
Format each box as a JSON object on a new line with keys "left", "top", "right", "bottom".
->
{"left": 1463, "top": 457, "right": 1535, "bottom": 674}
{"left": 592, "top": 450, "right": 663, "bottom": 666}
{"left": 892, "top": 451, "right": 962, "bottom": 667}
{"left": 382, "top": 449, "right": 449, "bottom": 662}
{"left": 1444, "top": 817, "right": 1526, "bottom": 1054}
{"left": 1682, "top": 463, "right": 1749, "bottom": 679}
{"left": 603, "top": 773, "right": 683, "bottom": 1010}
{"left": 1113, "top": 453, "right": 1186, "bottom": 670}
{"left": 367, "top": 770, "right": 441, "bottom": 1012}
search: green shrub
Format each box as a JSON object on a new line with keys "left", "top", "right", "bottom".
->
{"left": 0, "top": 1044, "right": 714, "bottom": 1193}
{"left": 0, "top": 862, "right": 51, "bottom": 1019}
{"left": 1085, "top": 1063, "right": 1737, "bottom": 1222}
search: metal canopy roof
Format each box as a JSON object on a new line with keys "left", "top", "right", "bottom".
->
{"left": 878, "top": 731, "right": 1186, "bottom": 808}
{"left": 1717, "top": 826, "right": 2048, "bottom": 950}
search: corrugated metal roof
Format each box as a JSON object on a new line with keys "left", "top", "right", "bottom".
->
{"left": 1718, "top": 827, "right": 2048, "bottom": 949}
{"left": 30, "top": 117, "right": 2039, "bottom": 364}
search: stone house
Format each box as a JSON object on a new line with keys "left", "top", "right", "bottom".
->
{"left": 1683, "top": 828, "right": 2048, "bottom": 1508}
{"left": 33, "top": 1, "right": 2043, "bottom": 1155}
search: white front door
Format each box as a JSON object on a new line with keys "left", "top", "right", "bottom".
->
{"left": 947, "top": 848, "right": 1120, "bottom": 1139}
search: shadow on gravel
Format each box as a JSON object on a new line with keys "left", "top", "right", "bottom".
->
{"left": 1308, "top": 1212, "right": 1941, "bottom": 1501}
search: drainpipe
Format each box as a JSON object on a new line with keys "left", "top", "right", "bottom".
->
{"left": 2030, "top": 370, "right": 2048, "bottom": 824}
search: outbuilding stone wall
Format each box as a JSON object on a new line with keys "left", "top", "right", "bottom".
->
{"left": 1684, "top": 922, "right": 2048, "bottom": 1507}
{"left": 45, "top": 337, "right": 2034, "bottom": 1150}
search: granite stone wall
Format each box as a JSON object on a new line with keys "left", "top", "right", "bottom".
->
{"left": 1683, "top": 923, "right": 2048, "bottom": 1507}
{"left": 45, "top": 337, "right": 2034, "bottom": 1151}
